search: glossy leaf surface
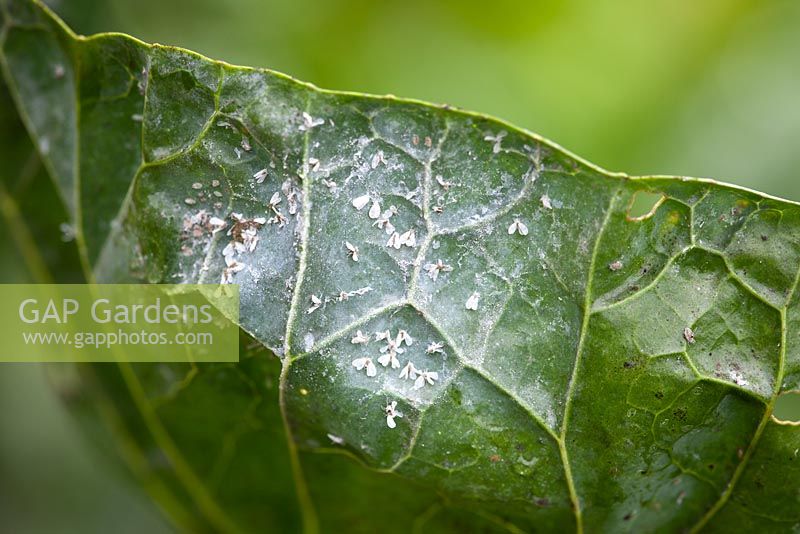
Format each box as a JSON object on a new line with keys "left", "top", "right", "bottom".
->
{"left": 2, "top": 1, "right": 799, "bottom": 531}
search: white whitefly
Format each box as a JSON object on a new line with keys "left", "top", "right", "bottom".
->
{"left": 266, "top": 191, "right": 288, "bottom": 228}
{"left": 209, "top": 216, "right": 227, "bottom": 233}
{"left": 307, "top": 294, "right": 322, "bottom": 314}
{"left": 368, "top": 201, "right": 381, "bottom": 219}
{"left": 230, "top": 241, "right": 247, "bottom": 259}
{"left": 424, "top": 259, "right": 453, "bottom": 281}
{"left": 268, "top": 191, "right": 282, "bottom": 208}
{"left": 465, "top": 292, "right": 480, "bottom": 310}
{"left": 378, "top": 350, "right": 401, "bottom": 369}
{"left": 226, "top": 255, "right": 245, "bottom": 270}
{"left": 399, "top": 361, "right": 418, "bottom": 380}
{"left": 327, "top": 434, "right": 345, "bottom": 445}
{"left": 345, "top": 241, "right": 359, "bottom": 262}
{"left": 380, "top": 338, "right": 405, "bottom": 358}
{"left": 508, "top": 218, "right": 529, "bottom": 236}
{"left": 283, "top": 183, "right": 300, "bottom": 215}
{"left": 730, "top": 370, "right": 749, "bottom": 387}
{"left": 484, "top": 130, "right": 507, "bottom": 153}
{"left": 352, "top": 357, "right": 377, "bottom": 377}
{"left": 308, "top": 157, "right": 320, "bottom": 172}
{"left": 243, "top": 228, "right": 260, "bottom": 251}
{"left": 375, "top": 330, "right": 391, "bottom": 342}
{"left": 385, "top": 401, "right": 402, "bottom": 429}
{"left": 426, "top": 342, "right": 444, "bottom": 354}
{"left": 300, "top": 111, "right": 325, "bottom": 131}
{"left": 352, "top": 194, "right": 371, "bottom": 211}
{"left": 413, "top": 370, "right": 439, "bottom": 390}
{"left": 220, "top": 260, "right": 246, "bottom": 284}
{"left": 683, "top": 327, "right": 696, "bottom": 344}
{"left": 540, "top": 194, "right": 553, "bottom": 210}
{"left": 398, "top": 229, "right": 416, "bottom": 248}
{"left": 222, "top": 241, "right": 239, "bottom": 263}
{"left": 222, "top": 214, "right": 266, "bottom": 265}
{"left": 351, "top": 330, "right": 369, "bottom": 344}
{"left": 373, "top": 211, "right": 396, "bottom": 234}
{"left": 378, "top": 332, "right": 404, "bottom": 369}
{"left": 268, "top": 212, "right": 287, "bottom": 227}
{"left": 396, "top": 330, "right": 413, "bottom": 347}
{"left": 387, "top": 232, "right": 402, "bottom": 249}
{"left": 253, "top": 169, "right": 268, "bottom": 183}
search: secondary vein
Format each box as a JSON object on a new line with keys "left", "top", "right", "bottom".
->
{"left": 279, "top": 89, "right": 320, "bottom": 534}
{"left": 558, "top": 186, "right": 622, "bottom": 534}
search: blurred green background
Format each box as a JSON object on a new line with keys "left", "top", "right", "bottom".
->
{"left": 1, "top": 0, "right": 799, "bottom": 531}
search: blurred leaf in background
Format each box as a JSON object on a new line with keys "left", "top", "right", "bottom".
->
{"left": 2, "top": 0, "right": 799, "bottom": 531}
{"left": 0, "top": 44, "right": 171, "bottom": 534}
{"left": 99, "top": 0, "right": 800, "bottom": 200}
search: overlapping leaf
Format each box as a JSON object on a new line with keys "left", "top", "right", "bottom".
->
{"left": 2, "top": 0, "right": 799, "bottom": 531}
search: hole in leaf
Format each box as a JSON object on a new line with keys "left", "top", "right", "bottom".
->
{"left": 773, "top": 391, "right": 800, "bottom": 424}
{"left": 627, "top": 191, "right": 665, "bottom": 222}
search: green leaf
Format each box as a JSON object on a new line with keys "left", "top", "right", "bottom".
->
{"left": 2, "top": 1, "right": 799, "bottom": 531}
{"left": 0, "top": 76, "right": 83, "bottom": 284}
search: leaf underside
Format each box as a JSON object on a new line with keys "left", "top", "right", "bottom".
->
{"left": 2, "top": 1, "right": 799, "bottom": 532}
